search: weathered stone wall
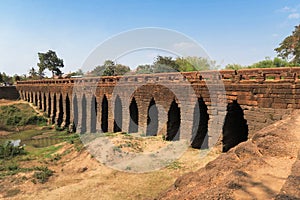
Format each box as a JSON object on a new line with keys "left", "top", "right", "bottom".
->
{"left": 0, "top": 86, "right": 20, "bottom": 100}
{"left": 16, "top": 67, "right": 300, "bottom": 143}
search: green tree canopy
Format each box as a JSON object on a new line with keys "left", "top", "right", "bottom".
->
{"left": 153, "top": 56, "right": 179, "bottom": 72}
{"left": 136, "top": 64, "right": 154, "bottom": 74}
{"left": 176, "top": 56, "right": 219, "bottom": 71}
{"left": 90, "top": 60, "right": 130, "bottom": 76}
{"left": 28, "top": 67, "right": 38, "bottom": 79}
{"left": 37, "top": 50, "right": 64, "bottom": 78}
{"left": 275, "top": 24, "right": 300, "bottom": 64}
{"left": 247, "top": 57, "right": 298, "bottom": 68}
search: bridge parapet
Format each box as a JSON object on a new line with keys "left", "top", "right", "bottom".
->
{"left": 16, "top": 67, "right": 300, "bottom": 85}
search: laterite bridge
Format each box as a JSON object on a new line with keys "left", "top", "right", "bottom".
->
{"left": 16, "top": 68, "right": 300, "bottom": 148}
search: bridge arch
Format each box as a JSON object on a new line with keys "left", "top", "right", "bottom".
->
{"left": 81, "top": 94, "right": 87, "bottom": 134}
{"left": 128, "top": 97, "right": 138, "bottom": 133}
{"left": 101, "top": 95, "right": 108, "bottom": 133}
{"left": 146, "top": 98, "right": 158, "bottom": 136}
{"left": 222, "top": 100, "right": 248, "bottom": 152}
{"left": 166, "top": 99, "right": 181, "bottom": 141}
{"left": 73, "top": 94, "right": 78, "bottom": 132}
{"left": 91, "top": 95, "right": 97, "bottom": 133}
{"left": 113, "top": 95, "right": 123, "bottom": 132}
{"left": 51, "top": 93, "right": 57, "bottom": 124}
{"left": 57, "top": 94, "right": 64, "bottom": 127}
{"left": 65, "top": 94, "right": 71, "bottom": 128}
{"left": 191, "top": 97, "right": 209, "bottom": 149}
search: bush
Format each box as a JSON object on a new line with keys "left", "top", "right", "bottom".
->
{"left": 26, "top": 115, "right": 47, "bottom": 126}
{"left": 33, "top": 166, "right": 54, "bottom": 183}
{"left": 0, "top": 141, "right": 26, "bottom": 159}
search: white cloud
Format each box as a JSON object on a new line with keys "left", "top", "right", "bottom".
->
{"left": 280, "top": 6, "right": 297, "bottom": 13}
{"left": 288, "top": 13, "right": 300, "bottom": 19}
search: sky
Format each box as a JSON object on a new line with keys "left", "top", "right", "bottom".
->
{"left": 0, "top": 0, "right": 300, "bottom": 76}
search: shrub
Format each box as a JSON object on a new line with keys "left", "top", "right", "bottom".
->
{"left": 0, "top": 141, "right": 26, "bottom": 159}
{"left": 26, "top": 115, "right": 47, "bottom": 126}
{"left": 33, "top": 166, "right": 54, "bottom": 183}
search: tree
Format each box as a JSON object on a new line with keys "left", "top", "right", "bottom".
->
{"left": 247, "top": 57, "right": 296, "bottom": 68}
{"left": 136, "top": 64, "right": 154, "bottom": 74}
{"left": 153, "top": 56, "right": 179, "bottom": 72}
{"left": 37, "top": 50, "right": 64, "bottom": 77}
{"left": 225, "top": 64, "right": 244, "bottom": 70}
{"left": 29, "top": 67, "right": 38, "bottom": 79}
{"left": 175, "top": 56, "right": 219, "bottom": 71}
{"left": 90, "top": 60, "right": 130, "bottom": 76}
{"left": 69, "top": 69, "right": 84, "bottom": 77}
{"left": 275, "top": 25, "right": 300, "bottom": 64}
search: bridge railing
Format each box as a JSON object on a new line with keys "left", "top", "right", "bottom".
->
{"left": 16, "top": 67, "right": 300, "bottom": 85}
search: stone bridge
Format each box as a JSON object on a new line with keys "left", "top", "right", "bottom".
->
{"left": 16, "top": 68, "right": 300, "bottom": 147}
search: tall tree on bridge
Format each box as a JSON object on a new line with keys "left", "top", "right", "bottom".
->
{"left": 275, "top": 24, "right": 300, "bottom": 64}
{"left": 37, "top": 50, "right": 64, "bottom": 78}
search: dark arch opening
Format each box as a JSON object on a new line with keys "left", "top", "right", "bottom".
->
{"left": 166, "top": 99, "right": 180, "bottom": 141}
{"left": 113, "top": 95, "right": 122, "bottom": 132}
{"left": 43, "top": 93, "right": 47, "bottom": 112}
{"left": 38, "top": 93, "right": 42, "bottom": 109}
{"left": 34, "top": 93, "right": 38, "bottom": 106}
{"left": 81, "top": 95, "right": 87, "bottom": 134}
{"left": 65, "top": 94, "right": 71, "bottom": 128}
{"left": 90, "top": 95, "right": 97, "bottom": 133}
{"left": 222, "top": 100, "right": 248, "bottom": 152}
{"left": 31, "top": 92, "right": 33, "bottom": 103}
{"left": 57, "top": 94, "right": 64, "bottom": 126}
{"left": 146, "top": 98, "right": 158, "bottom": 136}
{"left": 101, "top": 95, "right": 108, "bottom": 133}
{"left": 128, "top": 97, "right": 138, "bottom": 133}
{"left": 51, "top": 94, "right": 57, "bottom": 124}
{"left": 47, "top": 93, "right": 51, "bottom": 118}
{"left": 73, "top": 94, "right": 78, "bottom": 132}
{"left": 191, "top": 97, "right": 209, "bottom": 149}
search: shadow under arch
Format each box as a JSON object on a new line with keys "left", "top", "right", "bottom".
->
{"left": 38, "top": 92, "right": 42, "bottom": 109}
{"left": 91, "top": 95, "right": 97, "bottom": 133}
{"left": 47, "top": 93, "right": 51, "bottom": 118}
{"left": 222, "top": 100, "right": 248, "bottom": 152}
{"left": 81, "top": 94, "right": 87, "bottom": 134}
{"left": 128, "top": 97, "right": 138, "bottom": 133}
{"left": 57, "top": 94, "right": 64, "bottom": 127}
{"left": 113, "top": 95, "right": 122, "bottom": 132}
{"left": 101, "top": 95, "right": 108, "bottom": 133}
{"left": 43, "top": 93, "right": 46, "bottom": 112}
{"left": 146, "top": 98, "right": 158, "bottom": 136}
{"left": 166, "top": 99, "right": 180, "bottom": 141}
{"left": 191, "top": 97, "right": 209, "bottom": 149}
{"left": 65, "top": 94, "right": 71, "bottom": 128}
{"left": 51, "top": 94, "right": 57, "bottom": 124}
{"left": 73, "top": 94, "right": 78, "bottom": 132}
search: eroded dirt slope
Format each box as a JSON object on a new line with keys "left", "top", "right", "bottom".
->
{"left": 157, "top": 110, "right": 300, "bottom": 200}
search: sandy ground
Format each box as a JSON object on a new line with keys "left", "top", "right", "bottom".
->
{"left": 2, "top": 100, "right": 299, "bottom": 199}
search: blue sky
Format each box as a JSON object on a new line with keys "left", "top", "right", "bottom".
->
{"left": 0, "top": 0, "right": 300, "bottom": 75}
